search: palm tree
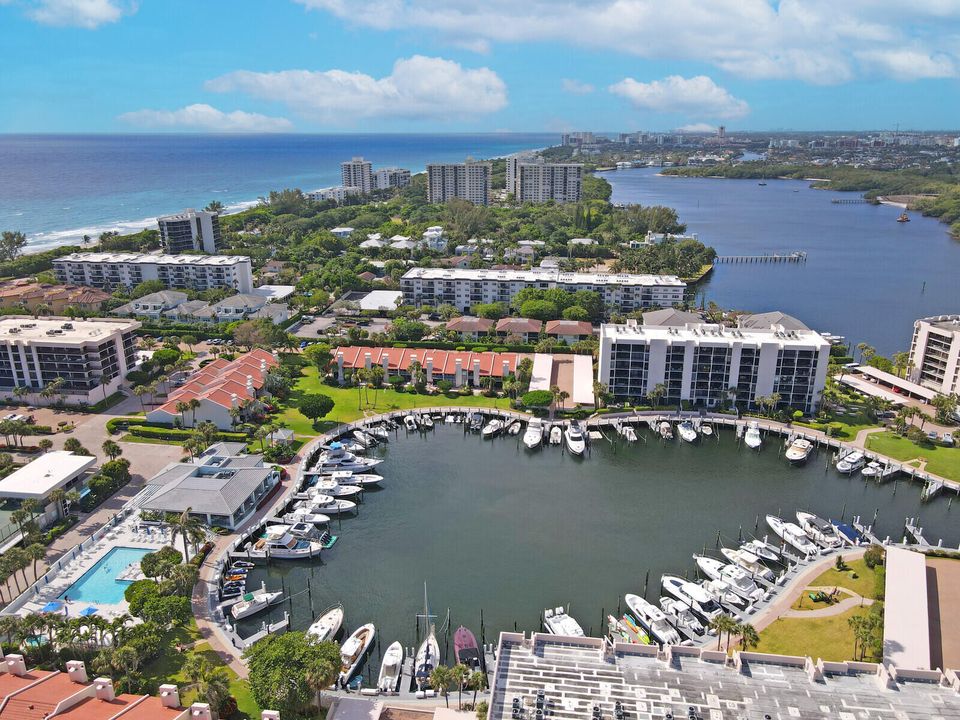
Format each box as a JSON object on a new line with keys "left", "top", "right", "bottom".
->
{"left": 735, "top": 622, "right": 760, "bottom": 651}
{"left": 48, "top": 487, "right": 67, "bottom": 519}
{"left": 429, "top": 665, "right": 453, "bottom": 708}
{"left": 254, "top": 426, "right": 269, "bottom": 452}
{"left": 368, "top": 365, "right": 385, "bottom": 406}
{"left": 354, "top": 367, "right": 369, "bottom": 409}
{"left": 25, "top": 543, "right": 45, "bottom": 580}
{"left": 304, "top": 656, "right": 339, "bottom": 710}
{"left": 101, "top": 440, "right": 122, "bottom": 461}
{"left": 648, "top": 382, "right": 667, "bottom": 408}
{"left": 169, "top": 508, "right": 204, "bottom": 562}
{"left": 450, "top": 664, "right": 469, "bottom": 710}
{"left": 592, "top": 381, "right": 608, "bottom": 408}
{"left": 468, "top": 670, "right": 487, "bottom": 706}
{"left": 709, "top": 614, "right": 737, "bottom": 651}
{"left": 175, "top": 401, "right": 190, "bottom": 427}
{"left": 38, "top": 438, "right": 53, "bottom": 453}
{"left": 188, "top": 398, "right": 201, "bottom": 427}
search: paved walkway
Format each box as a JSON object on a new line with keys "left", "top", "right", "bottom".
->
{"left": 781, "top": 586, "right": 874, "bottom": 618}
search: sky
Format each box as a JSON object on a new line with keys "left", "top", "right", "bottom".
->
{"left": 1, "top": 0, "right": 959, "bottom": 134}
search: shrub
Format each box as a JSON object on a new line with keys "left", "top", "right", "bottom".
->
{"left": 472, "top": 346, "right": 488, "bottom": 353}
{"left": 873, "top": 565, "right": 886, "bottom": 601}
{"left": 521, "top": 389, "right": 554, "bottom": 408}
{"left": 863, "top": 544, "right": 885, "bottom": 569}
{"left": 128, "top": 425, "right": 247, "bottom": 442}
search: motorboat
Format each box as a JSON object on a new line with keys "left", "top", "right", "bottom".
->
{"left": 699, "top": 578, "right": 748, "bottom": 609}
{"left": 404, "top": 415, "right": 419, "bottom": 431}
{"left": 624, "top": 594, "right": 681, "bottom": 646}
{"left": 796, "top": 511, "right": 843, "bottom": 549}
{"left": 367, "top": 426, "right": 390, "bottom": 442}
{"left": 832, "top": 520, "right": 869, "bottom": 546}
{"left": 564, "top": 421, "right": 586, "bottom": 456}
{"left": 220, "top": 585, "right": 245, "bottom": 599}
{"left": 836, "top": 450, "right": 865, "bottom": 474}
{"left": 468, "top": 413, "right": 484, "bottom": 432}
{"left": 661, "top": 575, "right": 722, "bottom": 622}
{"left": 507, "top": 421, "right": 522, "bottom": 436}
{"left": 444, "top": 414, "right": 457, "bottom": 424}
{"left": 310, "top": 443, "right": 383, "bottom": 473}
{"left": 694, "top": 555, "right": 765, "bottom": 603}
{"left": 785, "top": 437, "right": 813, "bottom": 464}
{"left": 339, "top": 623, "right": 375, "bottom": 684}
{"left": 700, "top": 423, "right": 713, "bottom": 438}
{"left": 297, "top": 494, "right": 357, "bottom": 516}
{"left": 658, "top": 421, "right": 673, "bottom": 440}
{"left": 766, "top": 515, "right": 819, "bottom": 556}
{"left": 549, "top": 426, "right": 562, "bottom": 445}
{"left": 453, "top": 625, "right": 483, "bottom": 673}
{"left": 860, "top": 461, "right": 882, "bottom": 479}
{"left": 720, "top": 547, "right": 776, "bottom": 583}
{"left": 251, "top": 525, "right": 324, "bottom": 559}
{"left": 677, "top": 420, "right": 698, "bottom": 443}
{"left": 312, "top": 479, "right": 363, "bottom": 498}
{"left": 231, "top": 590, "right": 283, "bottom": 620}
{"left": 621, "top": 425, "right": 637, "bottom": 442}
{"left": 353, "top": 430, "right": 376, "bottom": 448}
{"left": 482, "top": 419, "right": 504, "bottom": 438}
{"left": 659, "top": 597, "right": 705, "bottom": 638}
{"left": 741, "top": 538, "right": 782, "bottom": 563}
{"left": 377, "top": 641, "right": 404, "bottom": 694}
{"left": 307, "top": 604, "right": 344, "bottom": 642}
{"left": 421, "top": 414, "right": 435, "bottom": 430}
{"left": 543, "top": 606, "right": 584, "bottom": 637}
{"left": 523, "top": 418, "right": 544, "bottom": 449}
{"left": 231, "top": 561, "right": 255, "bottom": 570}
{"left": 324, "top": 470, "right": 382, "bottom": 487}
{"left": 744, "top": 421, "right": 762, "bottom": 449}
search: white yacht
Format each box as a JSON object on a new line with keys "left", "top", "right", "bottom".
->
{"left": 339, "top": 623, "right": 375, "bottom": 685}
{"left": 860, "top": 461, "right": 882, "bottom": 479}
{"left": 659, "top": 597, "right": 705, "bottom": 638}
{"left": 624, "top": 594, "right": 681, "bottom": 646}
{"left": 281, "top": 508, "right": 331, "bottom": 526}
{"left": 543, "top": 606, "right": 584, "bottom": 637}
{"left": 311, "top": 479, "right": 363, "bottom": 499}
{"left": 507, "top": 420, "right": 522, "bottom": 435}
{"left": 298, "top": 493, "right": 356, "bottom": 516}
{"left": 310, "top": 443, "right": 383, "bottom": 473}
{"left": 677, "top": 420, "right": 698, "bottom": 443}
{"left": 694, "top": 555, "right": 765, "bottom": 603}
{"left": 549, "top": 425, "right": 562, "bottom": 445}
{"left": 658, "top": 421, "right": 674, "bottom": 440}
{"left": 796, "top": 511, "right": 843, "bottom": 549}
{"left": 661, "top": 574, "right": 722, "bottom": 621}
{"left": 421, "top": 414, "right": 434, "bottom": 429}
{"left": 564, "top": 421, "right": 586, "bottom": 456}
{"left": 785, "top": 437, "right": 813, "bottom": 464}
{"left": 744, "top": 421, "right": 762, "bottom": 449}
{"left": 523, "top": 418, "right": 544, "bottom": 449}
{"left": 621, "top": 425, "right": 638, "bottom": 442}
{"left": 700, "top": 578, "right": 747, "bottom": 609}
{"left": 231, "top": 590, "right": 283, "bottom": 620}
{"left": 251, "top": 525, "right": 323, "bottom": 559}
{"left": 404, "top": 415, "right": 418, "bottom": 431}
{"left": 353, "top": 430, "right": 376, "bottom": 448}
{"left": 836, "top": 450, "right": 865, "bottom": 474}
{"left": 377, "top": 641, "right": 404, "bottom": 694}
{"left": 325, "top": 470, "right": 382, "bottom": 487}
{"left": 741, "top": 538, "right": 782, "bottom": 563}
{"left": 307, "top": 604, "right": 344, "bottom": 642}
{"left": 720, "top": 547, "right": 776, "bottom": 583}
{"left": 766, "top": 514, "right": 819, "bottom": 556}
{"left": 481, "top": 419, "right": 503, "bottom": 438}
{"left": 367, "top": 426, "right": 390, "bottom": 442}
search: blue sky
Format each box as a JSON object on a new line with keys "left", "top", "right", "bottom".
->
{"left": 1, "top": 0, "right": 958, "bottom": 133}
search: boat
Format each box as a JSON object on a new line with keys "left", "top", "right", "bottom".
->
{"left": 624, "top": 594, "right": 681, "bottom": 646}
{"left": 741, "top": 538, "right": 782, "bottom": 563}
{"left": 677, "top": 420, "right": 698, "bottom": 443}
{"left": 311, "top": 479, "right": 363, "bottom": 498}
{"left": 507, "top": 421, "right": 522, "bottom": 436}
{"left": 661, "top": 575, "right": 722, "bottom": 622}
{"left": 297, "top": 494, "right": 356, "bottom": 516}
{"left": 377, "top": 641, "right": 404, "bottom": 694}
{"left": 720, "top": 547, "right": 776, "bottom": 583}
{"left": 523, "top": 418, "right": 544, "bottom": 449}
{"left": 621, "top": 425, "right": 638, "bottom": 442}
{"left": 699, "top": 578, "right": 748, "bottom": 609}
{"left": 543, "top": 606, "right": 584, "bottom": 637}
{"left": 404, "top": 415, "right": 418, "bottom": 431}
{"left": 421, "top": 414, "right": 434, "bottom": 430}
{"left": 658, "top": 421, "right": 673, "bottom": 440}
{"left": 796, "top": 511, "right": 843, "bottom": 549}
{"left": 453, "top": 625, "right": 483, "bottom": 673}
{"left": 832, "top": 519, "right": 869, "bottom": 546}
{"left": 251, "top": 525, "right": 324, "bottom": 559}
{"left": 758, "top": 182, "right": 767, "bottom": 186}
{"left": 564, "top": 421, "right": 586, "bottom": 456}
{"left": 744, "top": 421, "right": 762, "bottom": 449}
{"left": 353, "top": 430, "right": 375, "bottom": 448}
{"left": 307, "top": 604, "right": 344, "bottom": 643}
{"left": 700, "top": 423, "right": 713, "bottom": 438}
{"left": 481, "top": 419, "right": 503, "bottom": 438}
{"left": 549, "top": 425, "right": 562, "bottom": 445}
{"left": 785, "top": 437, "right": 813, "bottom": 464}
{"left": 231, "top": 561, "right": 255, "bottom": 569}
{"left": 339, "top": 623, "right": 376, "bottom": 685}
{"left": 468, "top": 413, "right": 484, "bottom": 432}
{"left": 231, "top": 590, "right": 283, "bottom": 620}
{"left": 766, "top": 515, "right": 819, "bottom": 556}
{"left": 860, "top": 461, "right": 882, "bottom": 479}
{"left": 897, "top": 211, "right": 910, "bottom": 223}
{"left": 415, "top": 586, "right": 441, "bottom": 691}
{"left": 324, "top": 470, "right": 382, "bottom": 487}
{"left": 367, "top": 426, "right": 390, "bottom": 442}
{"left": 694, "top": 555, "right": 765, "bottom": 603}
{"left": 659, "top": 597, "right": 705, "bottom": 638}
{"left": 836, "top": 450, "right": 865, "bottom": 474}
{"left": 220, "top": 585, "right": 245, "bottom": 599}
{"left": 310, "top": 443, "right": 383, "bottom": 473}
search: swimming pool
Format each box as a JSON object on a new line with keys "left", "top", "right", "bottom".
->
{"left": 58, "top": 546, "right": 152, "bottom": 605}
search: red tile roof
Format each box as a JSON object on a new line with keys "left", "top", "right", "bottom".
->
{"left": 115, "top": 696, "right": 184, "bottom": 720}
{"left": 544, "top": 320, "right": 594, "bottom": 336}
{"left": 53, "top": 694, "right": 144, "bottom": 720}
{"left": 445, "top": 316, "right": 494, "bottom": 333}
{"left": 0, "top": 673, "right": 78, "bottom": 720}
{"left": 496, "top": 318, "right": 542, "bottom": 334}
{"left": 333, "top": 346, "right": 530, "bottom": 378}
{"left": 0, "top": 671, "right": 55, "bottom": 704}
{"left": 154, "top": 348, "right": 278, "bottom": 416}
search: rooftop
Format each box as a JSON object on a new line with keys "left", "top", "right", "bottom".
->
{"left": 496, "top": 317, "right": 543, "bottom": 333}
{"left": 55, "top": 252, "right": 250, "bottom": 266}
{"left": 401, "top": 267, "right": 685, "bottom": 287}
{"left": 142, "top": 463, "right": 273, "bottom": 516}
{"left": 0, "top": 317, "right": 140, "bottom": 344}
{"left": 0, "top": 452, "right": 95, "bottom": 499}
{"left": 642, "top": 308, "right": 703, "bottom": 326}
{"left": 739, "top": 311, "right": 810, "bottom": 331}
{"left": 920, "top": 314, "right": 960, "bottom": 334}
{"left": 251, "top": 285, "right": 295, "bottom": 302}
{"left": 601, "top": 319, "right": 830, "bottom": 348}
{"left": 544, "top": 319, "right": 593, "bottom": 335}
{"left": 446, "top": 316, "right": 495, "bottom": 332}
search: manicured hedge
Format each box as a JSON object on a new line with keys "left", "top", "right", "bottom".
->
{"left": 128, "top": 425, "right": 248, "bottom": 442}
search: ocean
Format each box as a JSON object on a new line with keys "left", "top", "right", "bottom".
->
{"left": 0, "top": 133, "right": 556, "bottom": 252}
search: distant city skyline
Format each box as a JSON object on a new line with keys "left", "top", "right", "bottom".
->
{"left": 1, "top": 0, "right": 958, "bottom": 133}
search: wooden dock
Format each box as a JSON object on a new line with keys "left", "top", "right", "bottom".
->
{"left": 714, "top": 251, "right": 807, "bottom": 264}
{"left": 831, "top": 198, "right": 870, "bottom": 204}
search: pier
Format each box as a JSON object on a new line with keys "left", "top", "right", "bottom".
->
{"left": 831, "top": 198, "right": 870, "bottom": 204}
{"left": 714, "top": 251, "right": 807, "bottom": 264}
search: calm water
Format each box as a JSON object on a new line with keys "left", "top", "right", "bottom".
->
{"left": 0, "top": 133, "right": 555, "bottom": 251}
{"left": 601, "top": 168, "right": 960, "bottom": 355}
{"left": 237, "top": 425, "right": 957, "bottom": 670}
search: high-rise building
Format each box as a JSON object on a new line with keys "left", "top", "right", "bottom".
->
{"left": 157, "top": 209, "right": 220, "bottom": 254}
{"left": 426, "top": 160, "right": 492, "bottom": 205}
{"left": 341, "top": 157, "right": 373, "bottom": 194}
{"left": 506, "top": 155, "right": 583, "bottom": 203}
{"left": 373, "top": 167, "right": 411, "bottom": 190}
{"left": 909, "top": 315, "right": 960, "bottom": 396}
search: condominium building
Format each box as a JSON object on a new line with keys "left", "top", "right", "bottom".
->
{"left": 597, "top": 314, "right": 831, "bottom": 412}
{"left": 401, "top": 267, "right": 685, "bottom": 313}
{"left": 506, "top": 155, "right": 583, "bottom": 203}
{"left": 341, "top": 157, "right": 373, "bottom": 194}
{"left": 306, "top": 185, "right": 360, "bottom": 203}
{"left": 426, "top": 160, "right": 492, "bottom": 205}
{"left": 157, "top": 208, "right": 220, "bottom": 254}
{"left": 0, "top": 317, "right": 139, "bottom": 404}
{"left": 909, "top": 315, "right": 960, "bottom": 395}
{"left": 53, "top": 252, "right": 254, "bottom": 293}
{"left": 373, "top": 167, "right": 411, "bottom": 190}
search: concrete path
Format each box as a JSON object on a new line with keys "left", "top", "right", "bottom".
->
{"left": 781, "top": 586, "right": 874, "bottom": 618}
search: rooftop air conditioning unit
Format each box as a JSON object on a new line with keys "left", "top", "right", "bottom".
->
{"left": 8, "top": 328, "right": 20, "bottom": 334}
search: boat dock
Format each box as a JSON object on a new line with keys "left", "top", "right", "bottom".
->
{"left": 831, "top": 198, "right": 870, "bottom": 204}
{"left": 904, "top": 518, "right": 931, "bottom": 547}
{"left": 713, "top": 251, "right": 807, "bottom": 264}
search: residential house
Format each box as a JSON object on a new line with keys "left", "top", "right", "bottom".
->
{"left": 496, "top": 317, "right": 543, "bottom": 343}
{"left": 445, "top": 316, "right": 495, "bottom": 340}
{"left": 545, "top": 319, "right": 595, "bottom": 344}
{"left": 421, "top": 226, "right": 446, "bottom": 251}
{"left": 110, "top": 290, "right": 188, "bottom": 320}
{"left": 0, "top": 280, "right": 110, "bottom": 314}
{"left": 330, "top": 227, "right": 355, "bottom": 239}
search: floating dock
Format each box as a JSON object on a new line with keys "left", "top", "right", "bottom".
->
{"left": 714, "top": 251, "right": 807, "bottom": 264}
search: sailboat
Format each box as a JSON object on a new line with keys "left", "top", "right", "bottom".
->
{"left": 415, "top": 584, "right": 440, "bottom": 691}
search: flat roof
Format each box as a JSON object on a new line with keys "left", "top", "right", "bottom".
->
{"left": 884, "top": 547, "right": 931, "bottom": 669}
{"left": 856, "top": 366, "right": 939, "bottom": 402}
{"left": 0, "top": 451, "right": 95, "bottom": 499}
{"left": 601, "top": 320, "right": 830, "bottom": 349}
{"left": 55, "top": 252, "right": 250, "bottom": 266}
{"left": 0, "top": 317, "right": 139, "bottom": 344}
{"left": 401, "top": 267, "right": 685, "bottom": 287}
{"left": 250, "top": 285, "right": 295, "bottom": 301}
{"left": 357, "top": 290, "right": 403, "bottom": 311}
{"left": 926, "top": 556, "right": 960, "bottom": 672}
{"left": 837, "top": 374, "right": 908, "bottom": 405}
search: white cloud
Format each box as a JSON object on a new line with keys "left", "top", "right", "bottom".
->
{"left": 27, "top": 0, "right": 130, "bottom": 28}
{"left": 206, "top": 55, "right": 507, "bottom": 122}
{"left": 118, "top": 104, "right": 294, "bottom": 133}
{"left": 294, "top": 0, "right": 960, "bottom": 83}
{"left": 609, "top": 75, "right": 749, "bottom": 120}
{"left": 561, "top": 79, "right": 594, "bottom": 95}
{"left": 677, "top": 123, "right": 717, "bottom": 133}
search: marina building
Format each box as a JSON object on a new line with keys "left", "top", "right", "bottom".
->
{"left": 506, "top": 154, "right": 583, "bottom": 203}
{"left": 598, "top": 314, "right": 831, "bottom": 412}
{"left": 53, "top": 252, "right": 254, "bottom": 293}
{"left": 0, "top": 317, "right": 139, "bottom": 405}
{"left": 341, "top": 157, "right": 372, "bottom": 194}
{"left": 426, "top": 160, "right": 492, "bottom": 205}
{"left": 909, "top": 314, "right": 960, "bottom": 396}
{"left": 400, "top": 267, "right": 685, "bottom": 313}
{"left": 157, "top": 208, "right": 220, "bottom": 254}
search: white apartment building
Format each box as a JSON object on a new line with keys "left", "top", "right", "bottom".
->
{"left": 598, "top": 317, "right": 831, "bottom": 412}
{"left": 373, "top": 167, "right": 411, "bottom": 190}
{"left": 53, "top": 252, "right": 254, "bottom": 293}
{"left": 909, "top": 315, "right": 960, "bottom": 396}
{"left": 341, "top": 157, "right": 373, "bottom": 194}
{"left": 401, "top": 267, "right": 685, "bottom": 313}
{"left": 306, "top": 185, "right": 360, "bottom": 203}
{"left": 506, "top": 155, "right": 583, "bottom": 203}
{"left": 157, "top": 208, "right": 221, "bottom": 254}
{"left": 426, "top": 160, "right": 492, "bottom": 205}
{"left": 0, "top": 317, "right": 140, "bottom": 404}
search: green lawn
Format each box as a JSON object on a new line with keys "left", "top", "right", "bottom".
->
{"left": 757, "top": 605, "right": 875, "bottom": 661}
{"left": 806, "top": 558, "right": 878, "bottom": 599}
{"left": 795, "top": 410, "right": 878, "bottom": 441}
{"left": 865, "top": 431, "right": 960, "bottom": 482}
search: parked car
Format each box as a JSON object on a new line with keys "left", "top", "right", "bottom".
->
{"left": 942, "top": 433, "right": 955, "bottom": 446}
{"left": 927, "top": 431, "right": 939, "bottom": 441}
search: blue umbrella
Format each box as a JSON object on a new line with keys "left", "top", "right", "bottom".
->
{"left": 79, "top": 606, "right": 98, "bottom": 617}
{"left": 41, "top": 601, "right": 63, "bottom": 613}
